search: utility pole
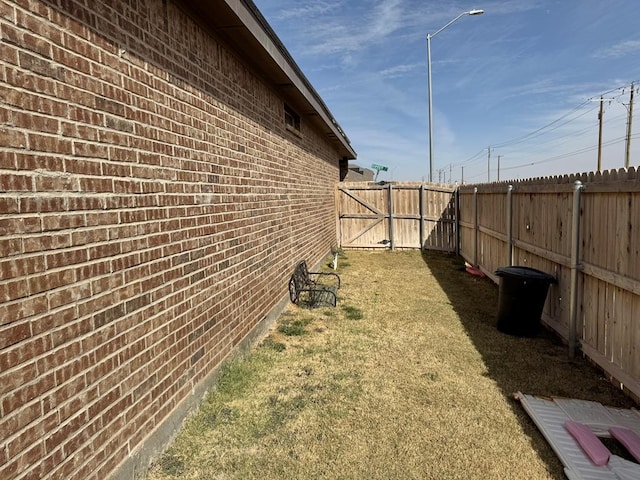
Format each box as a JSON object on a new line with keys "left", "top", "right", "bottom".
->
{"left": 597, "top": 96, "right": 604, "bottom": 172}
{"left": 487, "top": 146, "right": 491, "bottom": 182}
{"left": 461, "top": 166, "right": 464, "bottom": 185}
{"left": 625, "top": 82, "right": 635, "bottom": 169}
{"left": 497, "top": 155, "right": 502, "bottom": 182}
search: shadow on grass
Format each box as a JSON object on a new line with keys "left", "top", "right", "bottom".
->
{"left": 420, "top": 250, "right": 637, "bottom": 477}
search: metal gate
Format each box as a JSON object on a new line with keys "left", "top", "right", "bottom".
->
{"left": 337, "top": 182, "right": 457, "bottom": 251}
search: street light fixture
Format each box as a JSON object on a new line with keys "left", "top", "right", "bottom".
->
{"left": 427, "top": 9, "right": 484, "bottom": 183}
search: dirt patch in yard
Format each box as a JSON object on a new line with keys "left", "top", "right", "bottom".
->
{"left": 146, "top": 250, "right": 636, "bottom": 480}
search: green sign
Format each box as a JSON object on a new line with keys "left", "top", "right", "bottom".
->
{"left": 371, "top": 164, "right": 388, "bottom": 172}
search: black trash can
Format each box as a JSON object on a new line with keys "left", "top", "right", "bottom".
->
{"left": 495, "top": 266, "right": 556, "bottom": 337}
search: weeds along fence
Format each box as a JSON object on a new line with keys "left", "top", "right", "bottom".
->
{"left": 459, "top": 168, "right": 640, "bottom": 401}
{"left": 338, "top": 169, "right": 640, "bottom": 401}
{"left": 337, "top": 182, "right": 457, "bottom": 251}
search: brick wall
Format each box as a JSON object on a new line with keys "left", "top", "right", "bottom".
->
{"left": 0, "top": 0, "right": 344, "bottom": 478}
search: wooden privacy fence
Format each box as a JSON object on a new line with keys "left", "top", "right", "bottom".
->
{"left": 337, "top": 182, "right": 457, "bottom": 250}
{"left": 458, "top": 168, "right": 640, "bottom": 401}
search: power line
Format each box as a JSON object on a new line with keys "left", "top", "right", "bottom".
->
{"left": 456, "top": 148, "right": 485, "bottom": 166}
{"left": 501, "top": 111, "right": 627, "bottom": 158}
{"left": 499, "top": 133, "right": 640, "bottom": 173}
{"left": 490, "top": 100, "right": 593, "bottom": 149}
{"left": 465, "top": 132, "right": 640, "bottom": 181}
{"left": 489, "top": 81, "right": 639, "bottom": 150}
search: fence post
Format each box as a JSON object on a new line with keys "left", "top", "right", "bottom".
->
{"left": 388, "top": 183, "right": 395, "bottom": 250}
{"left": 507, "top": 184, "right": 513, "bottom": 266}
{"left": 473, "top": 186, "right": 479, "bottom": 266}
{"left": 335, "top": 185, "right": 342, "bottom": 248}
{"left": 454, "top": 188, "right": 460, "bottom": 256}
{"left": 419, "top": 183, "right": 425, "bottom": 250}
{"left": 569, "top": 180, "right": 585, "bottom": 358}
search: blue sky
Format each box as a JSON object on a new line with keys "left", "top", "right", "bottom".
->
{"left": 253, "top": 0, "right": 640, "bottom": 183}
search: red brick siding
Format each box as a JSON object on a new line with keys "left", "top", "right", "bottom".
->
{"left": 0, "top": 0, "right": 342, "bottom": 478}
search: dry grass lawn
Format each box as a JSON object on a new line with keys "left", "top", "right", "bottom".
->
{"left": 146, "top": 250, "right": 636, "bottom": 480}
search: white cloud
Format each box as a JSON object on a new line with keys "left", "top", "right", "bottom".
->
{"left": 274, "top": 1, "right": 342, "bottom": 20}
{"left": 479, "top": 0, "right": 544, "bottom": 16}
{"left": 287, "top": 0, "right": 406, "bottom": 58}
{"left": 378, "top": 63, "right": 422, "bottom": 79}
{"left": 593, "top": 39, "right": 640, "bottom": 59}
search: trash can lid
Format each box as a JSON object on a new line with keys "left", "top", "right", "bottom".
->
{"left": 495, "top": 266, "right": 556, "bottom": 282}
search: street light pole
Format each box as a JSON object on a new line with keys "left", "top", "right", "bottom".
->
{"left": 426, "top": 9, "right": 484, "bottom": 183}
